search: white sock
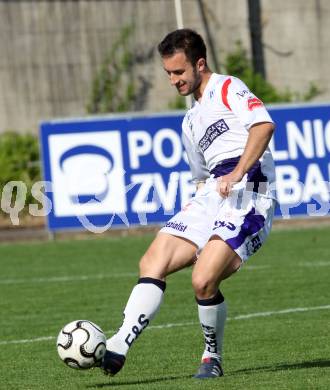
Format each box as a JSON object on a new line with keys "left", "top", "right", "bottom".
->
{"left": 197, "top": 291, "right": 227, "bottom": 363}
{"left": 107, "top": 277, "right": 165, "bottom": 356}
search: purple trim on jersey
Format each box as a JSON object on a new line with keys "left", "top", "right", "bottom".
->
{"left": 210, "top": 156, "right": 240, "bottom": 176}
{"left": 210, "top": 156, "right": 268, "bottom": 193}
{"left": 225, "top": 207, "right": 265, "bottom": 250}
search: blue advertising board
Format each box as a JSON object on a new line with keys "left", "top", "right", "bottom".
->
{"left": 41, "top": 112, "right": 192, "bottom": 231}
{"left": 40, "top": 103, "right": 330, "bottom": 231}
{"left": 269, "top": 104, "right": 330, "bottom": 218}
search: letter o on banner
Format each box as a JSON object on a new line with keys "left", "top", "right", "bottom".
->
{"left": 153, "top": 129, "right": 182, "bottom": 168}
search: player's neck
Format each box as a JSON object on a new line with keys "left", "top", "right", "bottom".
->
{"left": 193, "top": 70, "right": 213, "bottom": 102}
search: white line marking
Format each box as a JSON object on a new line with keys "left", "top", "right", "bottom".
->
{"left": 146, "top": 304, "right": 330, "bottom": 328}
{"left": 1, "top": 304, "right": 329, "bottom": 346}
{"left": 147, "top": 321, "right": 197, "bottom": 330}
{"left": 0, "top": 266, "right": 269, "bottom": 285}
{"left": 298, "top": 261, "right": 330, "bottom": 267}
{"left": 0, "top": 336, "right": 56, "bottom": 345}
{"left": 0, "top": 273, "right": 138, "bottom": 285}
{"left": 244, "top": 265, "right": 270, "bottom": 270}
{"left": 228, "top": 305, "right": 330, "bottom": 320}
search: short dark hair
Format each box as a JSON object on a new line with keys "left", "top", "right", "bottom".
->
{"left": 158, "top": 29, "right": 207, "bottom": 66}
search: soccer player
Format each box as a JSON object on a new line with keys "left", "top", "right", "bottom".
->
{"left": 101, "top": 29, "right": 276, "bottom": 379}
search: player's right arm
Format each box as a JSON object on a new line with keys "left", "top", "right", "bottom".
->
{"left": 182, "top": 118, "right": 209, "bottom": 191}
{"left": 217, "top": 76, "right": 275, "bottom": 197}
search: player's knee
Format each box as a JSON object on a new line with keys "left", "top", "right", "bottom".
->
{"left": 192, "top": 274, "right": 217, "bottom": 299}
{"left": 231, "top": 257, "right": 242, "bottom": 273}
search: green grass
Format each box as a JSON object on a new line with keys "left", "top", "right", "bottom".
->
{"left": 1, "top": 227, "right": 330, "bottom": 389}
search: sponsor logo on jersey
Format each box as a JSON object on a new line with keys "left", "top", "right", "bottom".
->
{"left": 246, "top": 234, "right": 262, "bottom": 255}
{"left": 213, "top": 220, "right": 236, "bottom": 231}
{"left": 236, "top": 89, "right": 249, "bottom": 98}
{"left": 247, "top": 97, "right": 263, "bottom": 111}
{"left": 199, "top": 119, "right": 229, "bottom": 152}
{"left": 164, "top": 220, "right": 188, "bottom": 232}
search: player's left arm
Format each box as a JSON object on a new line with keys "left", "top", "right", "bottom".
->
{"left": 218, "top": 76, "right": 275, "bottom": 197}
{"left": 218, "top": 121, "right": 274, "bottom": 197}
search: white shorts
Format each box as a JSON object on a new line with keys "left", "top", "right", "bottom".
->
{"left": 160, "top": 178, "right": 275, "bottom": 262}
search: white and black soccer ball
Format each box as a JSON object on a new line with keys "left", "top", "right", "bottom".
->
{"left": 57, "top": 320, "right": 106, "bottom": 369}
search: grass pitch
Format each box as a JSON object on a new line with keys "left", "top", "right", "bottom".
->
{"left": 0, "top": 226, "right": 330, "bottom": 389}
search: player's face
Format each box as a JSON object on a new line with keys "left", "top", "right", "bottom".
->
{"left": 162, "top": 51, "right": 203, "bottom": 96}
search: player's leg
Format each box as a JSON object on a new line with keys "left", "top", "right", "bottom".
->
{"left": 192, "top": 237, "right": 241, "bottom": 378}
{"left": 193, "top": 194, "right": 275, "bottom": 378}
{"left": 139, "top": 232, "right": 198, "bottom": 278}
{"left": 102, "top": 233, "right": 197, "bottom": 375}
{"left": 102, "top": 180, "right": 219, "bottom": 376}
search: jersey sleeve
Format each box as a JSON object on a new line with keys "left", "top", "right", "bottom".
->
{"left": 222, "top": 76, "right": 274, "bottom": 129}
{"left": 182, "top": 118, "right": 209, "bottom": 183}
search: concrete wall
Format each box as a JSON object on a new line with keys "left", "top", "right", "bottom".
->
{"left": 0, "top": 0, "right": 329, "bottom": 133}
{"left": 262, "top": 0, "right": 330, "bottom": 98}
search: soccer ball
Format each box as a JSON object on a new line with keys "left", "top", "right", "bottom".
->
{"left": 57, "top": 320, "right": 106, "bottom": 369}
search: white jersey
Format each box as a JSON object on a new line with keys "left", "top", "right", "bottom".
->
{"left": 182, "top": 73, "right": 276, "bottom": 199}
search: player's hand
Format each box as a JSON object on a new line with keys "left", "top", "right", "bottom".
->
{"left": 217, "top": 170, "right": 243, "bottom": 197}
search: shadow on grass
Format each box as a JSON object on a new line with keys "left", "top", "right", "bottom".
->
{"left": 87, "top": 374, "right": 193, "bottom": 388}
{"left": 231, "top": 358, "right": 330, "bottom": 375}
{"left": 86, "top": 359, "right": 330, "bottom": 388}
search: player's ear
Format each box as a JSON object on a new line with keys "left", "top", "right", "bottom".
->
{"left": 196, "top": 58, "right": 206, "bottom": 72}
